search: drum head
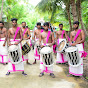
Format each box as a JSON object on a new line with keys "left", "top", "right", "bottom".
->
{"left": 57, "top": 40, "right": 66, "bottom": 52}
{"left": 40, "top": 47, "right": 52, "bottom": 54}
{"left": 65, "top": 47, "right": 77, "bottom": 53}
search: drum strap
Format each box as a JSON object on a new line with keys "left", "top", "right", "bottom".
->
{"left": 14, "top": 27, "right": 21, "bottom": 41}
{"left": 23, "top": 28, "right": 28, "bottom": 36}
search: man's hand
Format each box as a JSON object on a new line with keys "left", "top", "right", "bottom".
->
{"left": 48, "top": 44, "right": 52, "bottom": 47}
{"left": 41, "top": 45, "right": 45, "bottom": 48}
{"left": 9, "top": 43, "right": 13, "bottom": 46}
{"left": 3, "top": 43, "right": 5, "bottom": 46}
{"left": 14, "top": 42, "right": 19, "bottom": 45}
{"left": 71, "top": 43, "right": 77, "bottom": 46}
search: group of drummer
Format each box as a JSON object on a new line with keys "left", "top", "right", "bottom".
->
{"left": 0, "top": 18, "right": 87, "bottom": 78}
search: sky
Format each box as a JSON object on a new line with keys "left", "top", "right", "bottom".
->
{"left": 29, "top": 0, "right": 41, "bottom": 6}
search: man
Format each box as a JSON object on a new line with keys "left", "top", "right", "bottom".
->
{"left": 21, "top": 22, "right": 32, "bottom": 65}
{"left": 0, "top": 21, "right": 8, "bottom": 65}
{"left": 39, "top": 22, "right": 55, "bottom": 78}
{"left": 33, "top": 22, "right": 43, "bottom": 64}
{"left": 69, "top": 21, "right": 86, "bottom": 76}
{"left": 56, "top": 24, "right": 68, "bottom": 64}
{"left": 6, "top": 18, "right": 27, "bottom": 75}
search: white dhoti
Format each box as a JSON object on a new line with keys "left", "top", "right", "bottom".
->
{"left": 56, "top": 39, "right": 68, "bottom": 64}
{"left": 34, "top": 39, "right": 40, "bottom": 60}
{"left": 40, "top": 44, "right": 53, "bottom": 73}
{"left": 0, "top": 38, "right": 8, "bottom": 64}
{"left": 69, "top": 43, "right": 83, "bottom": 76}
{"left": 8, "top": 39, "right": 24, "bottom": 72}
{"left": 22, "top": 39, "right": 32, "bottom": 61}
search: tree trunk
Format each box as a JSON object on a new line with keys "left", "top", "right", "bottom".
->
{"left": 66, "top": 3, "right": 72, "bottom": 32}
{"left": 77, "top": 0, "right": 88, "bottom": 36}
{"left": 70, "top": 0, "right": 78, "bottom": 22}
{"left": 0, "top": 0, "right": 4, "bottom": 21}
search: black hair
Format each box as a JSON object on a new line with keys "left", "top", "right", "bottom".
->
{"left": 43, "top": 22, "right": 49, "bottom": 27}
{"left": 73, "top": 21, "right": 79, "bottom": 25}
{"left": 11, "top": 18, "right": 18, "bottom": 22}
{"left": 22, "top": 22, "right": 26, "bottom": 24}
{"left": 37, "top": 22, "right": 41, "bottom": 26}
{"left": 0, "top": 21, "right": 4, "bottom": 25}
{"left": 59, "top": 23, "right": 63, "bottom": 26}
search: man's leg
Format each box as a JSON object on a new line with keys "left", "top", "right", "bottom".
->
{"left": 22, "top": 71, "right": 27, "bottom": 75}
{"left": 33, "top": 59, "right": 36, "bottom": 64}
{"left": 26, "top": 60, "right": 32, "bottom": 65}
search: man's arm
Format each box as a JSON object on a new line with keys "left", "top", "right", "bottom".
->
{"left": 34, "top": 30, "right": 36, "bottom": 41}
{"left": 17, "top": 28, "right": 23, "bottom": 44}
{"left": 64, "top": 31, "right": 69, "bottom": 42}
{"left": 70, "top": 32, "right": 73, "bottom": 45}
{"left": 8, "top": 29, "right": 11, "bottom": 46}
{"left": 3, "top": 28, "right": 7, "bottom": 46}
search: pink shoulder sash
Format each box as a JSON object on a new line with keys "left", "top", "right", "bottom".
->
{"left": 74, "top": 29, "right": 81, "bottom": 41}
{"left": 41, "top": 29, "right": 43, "bottom": 33}
{"left": 61, "top": 30, "right": 65, "bottom": 39}
{"left": 23, "top": 28, "right": 28, "bottom": 36}
{"left": 14, "top": 27, "right": 21, "bottom": 41}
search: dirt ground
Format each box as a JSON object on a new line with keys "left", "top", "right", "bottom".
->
{"left": 0, "top": 49, "right": 87, "bottom": 88}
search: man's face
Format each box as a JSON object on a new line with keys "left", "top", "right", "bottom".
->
{"left": 37, "top": 25, "right": 41, "bottom": 29}
{"left": 0, "top": 23, "right": 4, "bottom": 28}
{"left": 44, "top": 25, "right": 48, "bottom": 31}
{"left": 12, "top": 20, "right": 17, "bottom": 27}
{"left": 59, "top": 25, "right": 63, "bottom": 30}
{"left": 73, "top": 24, "right": 78, "bottom": 29}
{"left": 22, "top": 23, "right": 26, "bottom": 28}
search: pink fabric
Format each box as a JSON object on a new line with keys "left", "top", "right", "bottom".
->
{"left": 61, "top": 30, "right": 65, "bottom": 39}
{"left": 8, "top": 70, "right": 24, "bottom": 72}
{"left": 79, "top": 51, "right": 88, "bottom": 58}
{"left": 23, "top": 28, "right": 28, "bottom": 36}
{"left": 40, "top": 62, "right": 43, "bottom": 64}
{"left": 46, "top": 31, "right": 51, "bottom": 43}
{"left": 73, "top": 29, "right": 87, "bottom": 57}
{"left": 69, "top": 67, "right": 83, "bottom": 76}
{"left": 53, "top": 44, "right": 56, "bottom": 53}
{"left": 41, "top": 29, "right": 43, "bottom": 33}
{"left": 34, "top": 48, "right": 40, "bottom": 60}
{"left": 61, "top": 54, "right": 64, "bottom": 63}
{"left": 14, "top": 27, "right": 21, "bottom": 41}
{"left": 12, "top": 64, "right": 16, "bottom": 71}
{"left": 41, "top": 67, "right": 53, "bottom": 73}
{"left": 0, "top": 55, "right": 8, "bottom": 63}
{"left": 74, "top": 29, "right": 81, "bottom": 41}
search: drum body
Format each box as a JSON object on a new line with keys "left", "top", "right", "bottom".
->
{"left": 22, "top": 40, "right": 31, "bottom": 55}
{"left": 40, "top": 46, "right": 54, "bottom": 67}
{"left": 8, "top": 45, "right": 22, "bottom": 64}
{"left": 57, "top": 39, "right": 69, "bottom": 53}
{"left": 65, "top": 47, "right": 82, "bottom": 67}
